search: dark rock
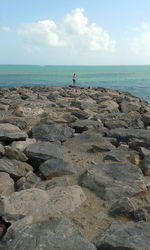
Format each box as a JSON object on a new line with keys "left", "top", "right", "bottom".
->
{"left": 140, "top": 155, "right": 150, "bottom": 176}
{"left": 1, "top": 119, "right": 27, "bottom": 130}
{"left": 39, "top": 159, "right": 75, "bottom": 178}
{"left": 0, "top": 123, "right": 27, "bottom": 142}
{"left": 70, "top": 119, "right": 103, "bottom": 133}
{"left": 109, "top": 197, "right": 136, "bottom": 217}
{"left": 104, "top": 119, "right": 128, "bottom": 129}
{"left": 0, "top": 217, "right": 96, "bottom": 250}
{"left": 80, "top": 163, "right": 146, "bottom": 200}
{"left": 107, "top": 128, "right": 150, "bottom": 143}
{"left": 130, "top": 209, "right": 148, "bottom": 222}
{"left": 93, "top": 220, "right": 150, "bottom": 250}
{"left": 71, "top": 110, "right": 89, "bottom": 119}
{"left": 103, "top": 147, "right": 131, "bottom": 162}
{"left": 16, "top": 171, "right": 41, "bottom": 191}
{"left": 24, "top": 142, "right": 64, "bottom": 169}
{"left": 32, "top": 123, "right": 74, "bottom": 142}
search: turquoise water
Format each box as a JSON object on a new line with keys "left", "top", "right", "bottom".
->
{"left": 0, "top": 65, "right": 150, "bottom": 102}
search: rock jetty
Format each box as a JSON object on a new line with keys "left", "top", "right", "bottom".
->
{"left": 0, "top": 85, "right": 150, "bottom": 249}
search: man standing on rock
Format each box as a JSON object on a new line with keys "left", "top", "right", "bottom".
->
{"left": 72, "top": 73, "right": 77, "bottom": 86}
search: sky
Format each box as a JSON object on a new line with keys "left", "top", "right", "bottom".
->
{"left": 1, "top": 0, "right": 150, "bottom": 65}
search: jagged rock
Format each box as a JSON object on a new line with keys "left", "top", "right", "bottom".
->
{"left": 0, "top": 157, "right": 33, "bottom": 180}
{"left": 80, "top": 163, "right": 146, "bottom": 200}
{"left": 103, "top": 147, "right": 131, "bottom": 162}
{"left": 70, "top": 119, "right": 104, "bottom": 133}
{"left": 0, "top": 217, "right": 96, "bottom": 250}
{"left": 0, "top": 123, "right": 27, "bottom": 141}
{"left": 35, "top": 176, "right": 70, "bottom": 190}
{"left": 109, "top": 197, "right": 136, "bottom": 217}
{"left": 0, "top": 186, "right": 86, "bottom": 222}
{"left": 24, "top": 142, "right": 64, "bottom": 169}
{"left": 142, "top": 112, "right": 150, "bottom": 126}
{"left": 93, "top": 221, "right": 150, "bottom": 250}
{"left": 32, "top": 123, "right": 74, "bottom": 142}
{"left": 88, "top": 138, "right": 115, "bottom": 153}
{"left": 140, "top": 155, "right": 150, "bottom": 176}
{"left": 107, "top": 128, "right": 150, "bottom": 143}
{"left": 130, "top": 209, "right": 148, "bottom": 222}
{"left": 0, "top": 118, "right": 27, "bottom": 130}
{"left": 98, "top": 100, "right": 119, "bottom": 112}
{"left": 71, "top": 110, "right": 89, "bottom": 119}
{"left": 4, "top": 146, "right": 28, "bottom": 161}
{"left": 39, "top": 159, "right": 75, "bottom": 179}
{"left": 0, "top": 172, "right": 15, "bottom": 196}
{"left": 16, "top": 171, "right": 41, "bottom": 191}
{"left": 104, "top": 119, "right": 128, "bottom": 129}
{"left": 11, "top": 138, "right": 36, "bottom": 151}
{"left": 120, "top": 100, "right": 141, "bottom": 113}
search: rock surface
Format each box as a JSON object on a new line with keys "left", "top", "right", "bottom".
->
{"left": 93, "top": 220, "right": 150, "bottom": 250}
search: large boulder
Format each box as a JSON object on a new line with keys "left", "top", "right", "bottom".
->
{"left": 32, "top": 123, "right": 74, "bottom": 142}
{"left": 24, "top": 142, "right": 64, "bottom": 169}
{"left": 0, "top": 157, "right": 33, "bottom": 180}
{"left": 93, "top": 220, "right": 150, "bottom": 250}
{"left": 0, "top": 217, "right": 96, "bottom": 250}
{"left": 0, "top": 123, "right": 27, "bottom": 141}
{"left": 39, "top": 159, "right": 75, "bottom": 178}
{"left": 80, "top": 163, "right": 146, "bottom": 200}
{"left": 0, "top": 172, "right": 15, "bottom": 196}
{"left": 0, "top": 186, "right": 86, "bottom": 222}
{"left": 107, "top": 128, "right": 150, "bottom": 143}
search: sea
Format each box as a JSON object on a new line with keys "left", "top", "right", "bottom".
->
{"left": 0, "top": 64, "right": 150, "bottom": 103}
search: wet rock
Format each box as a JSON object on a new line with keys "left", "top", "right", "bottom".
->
{"left": 93, "top": 220, "right": 150, "bottom": 250}
{"left": 24, "top": 142, "right": 64, "bottom": 169}
{"left": 80, "top": 163, "right": 146, "bottom": 200}
{"left": 0, "top": 217, "right": 96, "bottom": 250}
{"left": 39, "top": 159, "right": 75, "bottom": 179}
{"left": 32, "top": 123, "right": 74, "bottom": 142}
{"left": 0, "top": 123, "right": 27, "bottom": 141}
{"left": 0, "top": 172, "right": 15, "bottom": 196}
{"left": 0, "top": 186, "right": 86, "bottom": 222}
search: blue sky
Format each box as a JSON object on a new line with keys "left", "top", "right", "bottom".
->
{"left": 1, "top": 0, "right": 150, "bottom": 65}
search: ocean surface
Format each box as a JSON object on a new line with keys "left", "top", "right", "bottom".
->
{"left": 0, "top": 65, "right": 150, "bottom": 102}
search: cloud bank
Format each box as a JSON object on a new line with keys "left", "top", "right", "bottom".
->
{"left": 1, "top": 26, "right": 11, "bottom": 32}
{"left": 18, "top": 8, "right": 115, "bottom": 52}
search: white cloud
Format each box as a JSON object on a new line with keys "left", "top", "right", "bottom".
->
{"left": 131, "top": 23, "right": 150, "bottom": 55}
{"left": 1, "top": 26, "right": 11, "bottom": 32}
{"left": 17, "top": 8, "right": 115, "bottom": 52}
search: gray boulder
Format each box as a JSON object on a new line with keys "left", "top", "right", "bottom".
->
{"left": 109, "top": 197, "right": 136, "bottom": 217}
{"left": 32, "top": 123, "right": 74, "bottom": 142}
{"left": 107, "top": 128, "right": 150, "bottom": 143}
{"left": 0, "top": 186, "right": 86, "bottom": 222}
{"left": 71, "top": 110, "right": 89, "bottom": 119}
{"left": 80, "top": 163, "right": 146, "bottom": 200}
{"left": 0, "top": 123, "right": 27, "bottom": 141}
{"left": 0, "top": 217, "right": 96, "bottom": 250}
{"left": 24, "top": 142, "right": 64, "bottom": 169}
{"left": 39, "top": 159, "right": 75, "bottom": 178}
{"left": 0, "top": 157, "right": 33, "bottom": 180}
{"left": 93, "top": 220, "right": 150, "bottom": 250}
{"left": 70, "top": 119, "right": 103, "bottom": 133}
{"left": 0, "top": 172, "right": 15, "bottom": 196}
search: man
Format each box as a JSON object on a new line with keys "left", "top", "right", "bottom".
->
{"left": 72, "top": 73, "right": 77, "bottom": 85}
